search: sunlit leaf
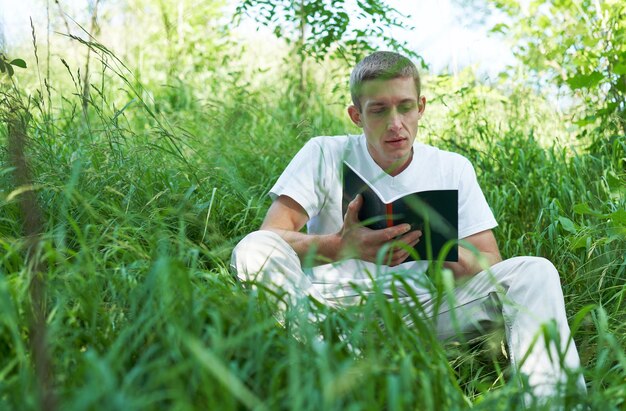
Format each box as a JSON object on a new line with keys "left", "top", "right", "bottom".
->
{"left": 489, "top": 23, "right": 509, "bottom": 34}
{"left": 566, "top": 72, "right": 604, "bottom": 90}
{"left": 613, "top": 63, "right": 626, "bottom": 75}
{"left": 573, "top": 115, "right": 596, "bottom": 127}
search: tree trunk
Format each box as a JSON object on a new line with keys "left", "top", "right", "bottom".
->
{"left": 8, "top": 115, "right": 57, "bottom": 411}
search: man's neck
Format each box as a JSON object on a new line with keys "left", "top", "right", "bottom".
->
{"left": 384, "top": 149, "right": 414, "bottom": 177}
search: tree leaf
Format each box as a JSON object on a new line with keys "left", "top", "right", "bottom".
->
{"left": 613, "top": 63, "right": 626, "bottom": 75}
{"left": 566, "top": 72, "right": 604, "bottom": 90}
{"left": 489, "top": 23, "right": 509, "bottom": 34}
{"left": 573, "top": 203, "right": 593, "bottom": 215}
{"left": 608, "top": 210, "right": 626, "bottom": 226}
{"left": 573, "top": 114, "right": 596, "bottom": 126}
{"left": 9, "top": 59, "right": 26, "bottom": 68}
{"left": 558, "top": 216, "right": 578, "bottom": 234}
{"left": 605, "top": 170, "right": 625, "bottom": 193}
{"left": 570, "top": 236, "right": 589, "bottom": 250}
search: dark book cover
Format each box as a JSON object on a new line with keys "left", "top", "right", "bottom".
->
{"left": 342, "top": 163, "right": 459, "bottom": 262}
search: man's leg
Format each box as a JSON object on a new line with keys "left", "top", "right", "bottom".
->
{"left": 230, "top": 230, "right": 329, "bottom": 306}
{"left": 426, "top": 256, "right": 586, "bottom": 401}
{"left": 233, "top": 237, "right": 586, "bottom": 400}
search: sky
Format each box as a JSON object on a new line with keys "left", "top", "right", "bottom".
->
{"left": 388, "top": 0, "right": 515, "bottom": 76}
{"left": 0, "top": 0, "right": 47, "bottom": 49}
{"left": 0, "top": 0, "right": 515, "bottom": 77}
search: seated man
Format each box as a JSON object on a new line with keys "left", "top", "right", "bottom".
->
{"left": 231, "top": 51, "right": 585, "bottom": 404}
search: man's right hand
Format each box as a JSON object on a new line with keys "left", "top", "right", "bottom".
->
{"left": 339, "top": 195, "right": 422, "bottom": 266}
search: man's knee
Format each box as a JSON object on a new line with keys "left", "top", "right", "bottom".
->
{"left": 230, "top": 230, "right": 298, "bottom": 282}
{"left": 503, "top": 256, "right": 562, "bottom": 297}
{"left": 231, "top": 230, "right": 276, "bottom": 273}
{"left": 232, "top": 230, "right": 275, "bottom": 257}
{"left": 521, "top": 256, "right": 559, "bottom": 282}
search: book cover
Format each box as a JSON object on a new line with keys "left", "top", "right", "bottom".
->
{"left": 342, "top": 162, "right": 459, "bottom": 262}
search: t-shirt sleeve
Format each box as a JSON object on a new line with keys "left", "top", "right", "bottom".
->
{"left": 269, "top": 139, "right": 329, "bottom": 219}
{"left": 457, "top": 159, "right": 498, "bottom": 239}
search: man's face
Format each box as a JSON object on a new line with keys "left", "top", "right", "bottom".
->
{"left": 348, "top": 77, "right": 426, "bottom": 175}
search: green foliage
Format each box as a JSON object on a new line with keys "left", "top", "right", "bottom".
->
{"left": 233, "top": 0, "right": 425, "bottom": 113}
{"left": 0, "top": 55, "right": 27, "bottom": 77}
{"left": 235, "top": 0, "right": 422, "bottom": 64}
{"left": 475, "top": 0, "right": 626, "bottom": 138}
{"left": 123, "top": 0, "right": 229, "bottom": 81}
{"left": 1, "top": 2, "right": 625, "bottom": 410}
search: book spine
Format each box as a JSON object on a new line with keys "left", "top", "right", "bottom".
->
{"left": 386, "top": 203, "right": 393, "bottom": 228}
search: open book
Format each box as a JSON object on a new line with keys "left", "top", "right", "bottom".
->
{"left": 342, "top": 162, "right": 459, "bottom": 262}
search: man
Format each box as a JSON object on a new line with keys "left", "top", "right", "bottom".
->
{"left": 231, "top": 51, "right": 585, "bottom": 405}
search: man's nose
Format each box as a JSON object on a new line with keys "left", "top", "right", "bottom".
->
{"left": 387, "top": 109, "right": 402, "bottom": 131}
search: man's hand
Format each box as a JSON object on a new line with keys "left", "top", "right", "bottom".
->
{"left": 339, "top": 195, "right": 422, "bottom": 266}
{"left": 444, "top": 230, "right": 502, "bottom": 279}
{"left": 260, "top": 195, "right": 420, "bottom": 267}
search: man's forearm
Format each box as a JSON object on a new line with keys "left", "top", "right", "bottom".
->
{"left": 259, "top": 195, "right": 420, "bottom": 267}
{"left": 263, "top": 228, "right": 343, "bottom": 265}
{"left": 445, "top": 247, "right": 502, "bottom": 279}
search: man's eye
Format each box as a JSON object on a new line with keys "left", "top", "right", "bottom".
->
{"left": 399, "top": 104, "right": 416, "bottom": 113}
{"left": 370, "top": 107, "right": 387, "bottom": 114}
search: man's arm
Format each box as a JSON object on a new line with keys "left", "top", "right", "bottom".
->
{"left": 261, "top": 195, "right": 422, "bottom": 266}
{"left": 444, "top": 229, "right": 502, "bottom": 279}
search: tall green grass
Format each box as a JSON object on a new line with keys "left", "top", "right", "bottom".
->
{"left": 428, "top": 77, "right": 626, "bottom": 409}
{"left": 1, "top": 33, "right": 625, "bottom": 411}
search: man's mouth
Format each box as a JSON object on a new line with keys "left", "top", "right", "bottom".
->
{"left": 386, "top": 137, "right": 406, "bottom": 145}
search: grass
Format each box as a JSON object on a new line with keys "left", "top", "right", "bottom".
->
{"left": 0, "top": 30, "right": 625, "bottom": 411}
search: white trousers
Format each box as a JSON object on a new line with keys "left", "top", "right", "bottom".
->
{"left": 231, "top": 230, "right": 586, "bottom": 402}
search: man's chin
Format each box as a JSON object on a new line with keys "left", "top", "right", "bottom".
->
{"left": 385, "top": 151, "right": 413, "bottom": 172}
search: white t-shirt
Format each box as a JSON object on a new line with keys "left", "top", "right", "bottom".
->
{"left": 270, "top": 134, "right": 497, "bottom": 239}
{"left": 269, "top": 134, "right": 497, "bottom": 290}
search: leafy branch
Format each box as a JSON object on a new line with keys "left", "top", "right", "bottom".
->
{"left": 0, "top": 54, "right": 27, "bottom": 77}
{"left": 234, "top": 0, "right": 423, "bottom": 98}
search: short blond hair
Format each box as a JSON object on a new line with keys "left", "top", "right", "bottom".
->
{"left": 350, "top": 51, "right": 421, "bottom": 111}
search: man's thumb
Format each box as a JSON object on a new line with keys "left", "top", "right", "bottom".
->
{"left": 345, "top": 194, "right": 362, "bottom": 223}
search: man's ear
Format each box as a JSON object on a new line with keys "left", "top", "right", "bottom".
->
{"left": 417, "top": 95, "right": 427, "bottom": 120}
{"left": 347, "top": 105, "right": 362, "bottom": 127}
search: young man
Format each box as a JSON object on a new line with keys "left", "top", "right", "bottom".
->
{"left": 231, "top": 51, "right": 585, "bottom": 404}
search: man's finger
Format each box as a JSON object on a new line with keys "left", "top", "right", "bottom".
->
{"left": 344, "top": 194, "right": 362, "bottom": 224}
{"left": 384, "top": 231, "right": 422, "bottom": 264}
{"left": 396, "top": 229, "right": 422, "bottom": 245}
{"left": 388, "top": 249, "right": 409, "bottom": 266}
{"left": 376, "top": 224, "right": 412, "bottom": 242}
{"left": 382, "top": 224, "right": 411, "bottom": 241}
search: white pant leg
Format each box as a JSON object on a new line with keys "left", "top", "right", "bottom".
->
{"left": 231, "top": 230, "right": 434, "bottom": 307}
{"left": 426, "top": 256, "right": 586, "bottom": 399}
{"left": 230, "top": 230, "right": 329, "bottom": 306}
{"left": 232, "top": 234, "right": 586, "bottom": 400}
